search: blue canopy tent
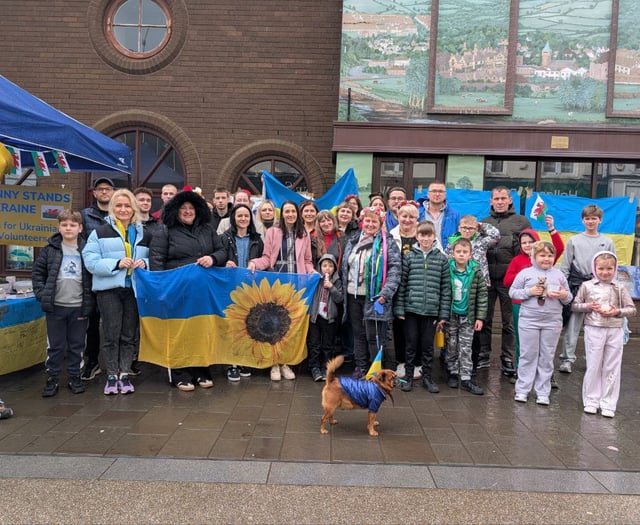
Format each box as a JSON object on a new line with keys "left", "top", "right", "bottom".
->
{"left": 0, "top": 75, "right": 131, "bottom": 174}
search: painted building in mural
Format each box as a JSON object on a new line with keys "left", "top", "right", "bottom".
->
{"left": 333, "top": 0, "right": 640, "bottom": 236}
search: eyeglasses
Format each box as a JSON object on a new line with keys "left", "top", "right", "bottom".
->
{"left": 429, "top": 189, "right": 445, "bottom": 194}
{"left": 95, "top": 187, "right": 113, "bottom": 192}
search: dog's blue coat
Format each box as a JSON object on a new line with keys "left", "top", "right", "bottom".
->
{"left": 338, "top": 377, "right": 386, "bottom": 413}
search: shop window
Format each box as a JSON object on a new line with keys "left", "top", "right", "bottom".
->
{"left": 237, "top": 158, "right": 309, "bottom": 196}
{"left": 106, "top": 0, "right": 171, "bottom": 58}
{"left": 373, "top": 156, "right": 443, "bottom": 198}
{"left": 484, "top": 159, "right": 535, "bottom": 193}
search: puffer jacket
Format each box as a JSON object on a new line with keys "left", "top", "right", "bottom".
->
{"left": 83, "top": 217, "right": 151, "bottom": 291}
{"left": 448, "top": 259, "right": 488, "bottom": 325}
{"left": 310, "top": 253, "right": 344, "bottom": 323}
{"left": 394, "top": 244, "right": 451, "bottom": 320}
{"left": 150, "top": 191, "right": 226, "bottom": 270}
{"left": 342, "top": 231, "right": 401, "bottom": 322}
{"left": 482, "top": 204, "right": 531, "bottom": 283}
{"left": 32, "top": 232, "right": 95, "bottom": 315}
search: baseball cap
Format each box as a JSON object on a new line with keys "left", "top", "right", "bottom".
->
{"left": 93, "top": 177, "right": 115, "bottom": 189}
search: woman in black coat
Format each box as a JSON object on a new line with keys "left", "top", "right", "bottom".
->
{"left": 149, "top": 190, "right": 227, "bottom": 391}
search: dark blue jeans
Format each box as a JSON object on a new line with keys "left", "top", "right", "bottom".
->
{"left": 96, "top": 287, "right": 139, "bottom": 376}
{"left": 44, "top": 305, "right": 88, "bottom": 379}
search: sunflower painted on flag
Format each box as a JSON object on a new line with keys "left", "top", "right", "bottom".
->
{"left": 135, "top": 265, "right": 319, "bottom": 368}
{"left": 529, "top": 194, "right": 548, "bottom": 222}
{"left": 224, "top": 278, "right": 311, "bottom": 366}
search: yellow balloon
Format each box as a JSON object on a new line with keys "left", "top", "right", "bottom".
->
{"left": 0, "top": 143, "right": 15, "bottom": 176}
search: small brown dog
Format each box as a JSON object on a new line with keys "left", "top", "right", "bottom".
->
{"left": 320, "top": 355, "right": 397, "bottom": 436}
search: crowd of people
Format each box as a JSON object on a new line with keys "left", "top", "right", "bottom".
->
{"left": 8, "top": 178, "right": 634, "bottom": 422}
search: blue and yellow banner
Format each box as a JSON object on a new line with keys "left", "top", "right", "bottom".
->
{"left": 135, "top": 265, "right": 320, "bottom": 369}
{"left": 263, "top": 168, "right": 359, "bottom": 212}
{"left": 525, "top": 193, "right": 637, "bottom": 265}
{"left": 0, "top": 297, "right": 47, "bottom": 375}
{"left": 412, "top": 188, "right": 636, "bottom": 265}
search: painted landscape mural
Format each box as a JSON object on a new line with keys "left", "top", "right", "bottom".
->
{"left": 340, "top": 0, "right": 640, "bottom": 124}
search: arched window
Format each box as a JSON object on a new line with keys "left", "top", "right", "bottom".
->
{"left": 237, "top": 158, "right": 310, "bottom": 195}
{"left": 111, "top": 127, "right": 184, "bottom": 191}
{"left": 106, "top": 0, "right": 171, "bottom": 58}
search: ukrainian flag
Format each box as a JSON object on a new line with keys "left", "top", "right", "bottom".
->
{"left": 135, "top": 265, "right": 320, "bottom": 369}
{"left": 263, "top": 168, "right": 359, "bottom": 212}
{"left": 525, "top": 193, "right": 637, "bottom": 265}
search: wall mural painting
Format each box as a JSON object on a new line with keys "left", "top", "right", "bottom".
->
{"left": 607, "top": 0, "right": 640, "bottom": 117}
{"left": 340, "top": 1, "right": 432, "bottom": 122}
{"left": 513, "top": 0, "right": 613, "bottom": 124}
{"left": 427, "top": 0, "right": 518, "bottom": 115}
{"left": 340, "top": 0, "right": 640, "bottom": 125}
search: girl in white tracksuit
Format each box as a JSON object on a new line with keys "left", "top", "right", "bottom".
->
{"left": 571, "top": 251, "right": 636, "bottom": 417}
{"left": 509, "top": 241, "right": 572, "bottom": 404}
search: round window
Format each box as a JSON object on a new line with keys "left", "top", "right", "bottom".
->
{"left": 106, "top": 0, "right": 171, "bottom": 58}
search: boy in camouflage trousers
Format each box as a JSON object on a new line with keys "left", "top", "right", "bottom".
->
{"left": 446, "top": 238, "right": 488, "bottom": 395}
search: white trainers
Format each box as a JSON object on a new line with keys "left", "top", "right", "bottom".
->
{"left": 514, "top": 393, "right": 527, "bottom": 403}
{"left": 396, "top": 363, "right": 406, "bottom": 379}
{"left": 559, "top": 361, "right": 572, "bottom": 374}
{"left": 601, "top": 409, "right": 615, "bottom": 418}
{"left": 270, "top": 365, "right": 281, "bottom": 381}
{"left": 280, "top": 364, "right": 296, "bottom": 380}
{"left": 413, "top": 367, "right": 422, "bottom": 379}
{"left": 583, "top": 406, "right": 598, "bottom": 414}
{"left": 536, "top": 396, "right": 550, "bottom": 406}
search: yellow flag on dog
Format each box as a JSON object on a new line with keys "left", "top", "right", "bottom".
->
{"left": 366, "top": 348, "right": 383, "bottom": 380}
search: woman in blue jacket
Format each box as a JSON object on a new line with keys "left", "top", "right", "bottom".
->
{"left": 83, "top": 189, "right": 150, "bottom": 396}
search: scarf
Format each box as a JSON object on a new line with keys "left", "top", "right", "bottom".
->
{"left": 353, "top": 230, "right": 388, "bottom": 299}
{"left": 114, "top": 219, "right": 137, "bottom": 276}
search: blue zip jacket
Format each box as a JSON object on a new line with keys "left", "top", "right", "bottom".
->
{"left": 83, "top": 217, "right": 150, "bottom": 292}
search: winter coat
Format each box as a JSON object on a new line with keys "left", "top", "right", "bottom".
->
{"left": 211, "top": 202, "right": 233, "bottom": 232}
{"left": 342, "top": 231, "right": 402, "bottom": 322}
{"left": 448, "top": 259, "right": 488, "bottom": 325}
{"left": 83, "top": 218, "right": 151, "bottom": 291}
{"left": 80, "top": 203, "right": 108, "bottom": 240}
{"left": 220, "top": 229, "right": 264, "bottom": 267}
{"left": 150, "top": 191, "right": 226, "bottom": 270}
{"left": 32, "top": 233, "right": 95, "bottom": 315}
{"left": 394, "top": 244, "right": 451, "bottom": 320}
{"left": 482, "top": 204, "right": 531, "bottom": 283}
{"left": 250, "top": 226, "right": 315, "bottom": 274}
{"left": 309, "top": 253, "right": 344, "bottom": 323}
{"left": 572, "top": 251, "right": 636, "bottom": 328}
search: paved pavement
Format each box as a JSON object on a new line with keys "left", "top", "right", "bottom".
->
{"left": 2, "top": 337, "right": 640, "bottom": 523}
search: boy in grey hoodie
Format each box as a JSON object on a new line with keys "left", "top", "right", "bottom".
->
{"left": 307, "top": 254, "right": 344, "bottom": 381}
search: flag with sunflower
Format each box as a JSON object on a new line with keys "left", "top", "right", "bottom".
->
{"left": 135, "top": 265, "right": 320, "bottom": 369}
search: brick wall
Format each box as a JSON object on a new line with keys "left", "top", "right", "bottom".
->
{"left": 1, "top": 0, "right": 343, "bottom": 204}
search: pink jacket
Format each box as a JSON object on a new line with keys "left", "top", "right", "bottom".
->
{"left": 250, "top": 226, "right": 315, "bottom": 274}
